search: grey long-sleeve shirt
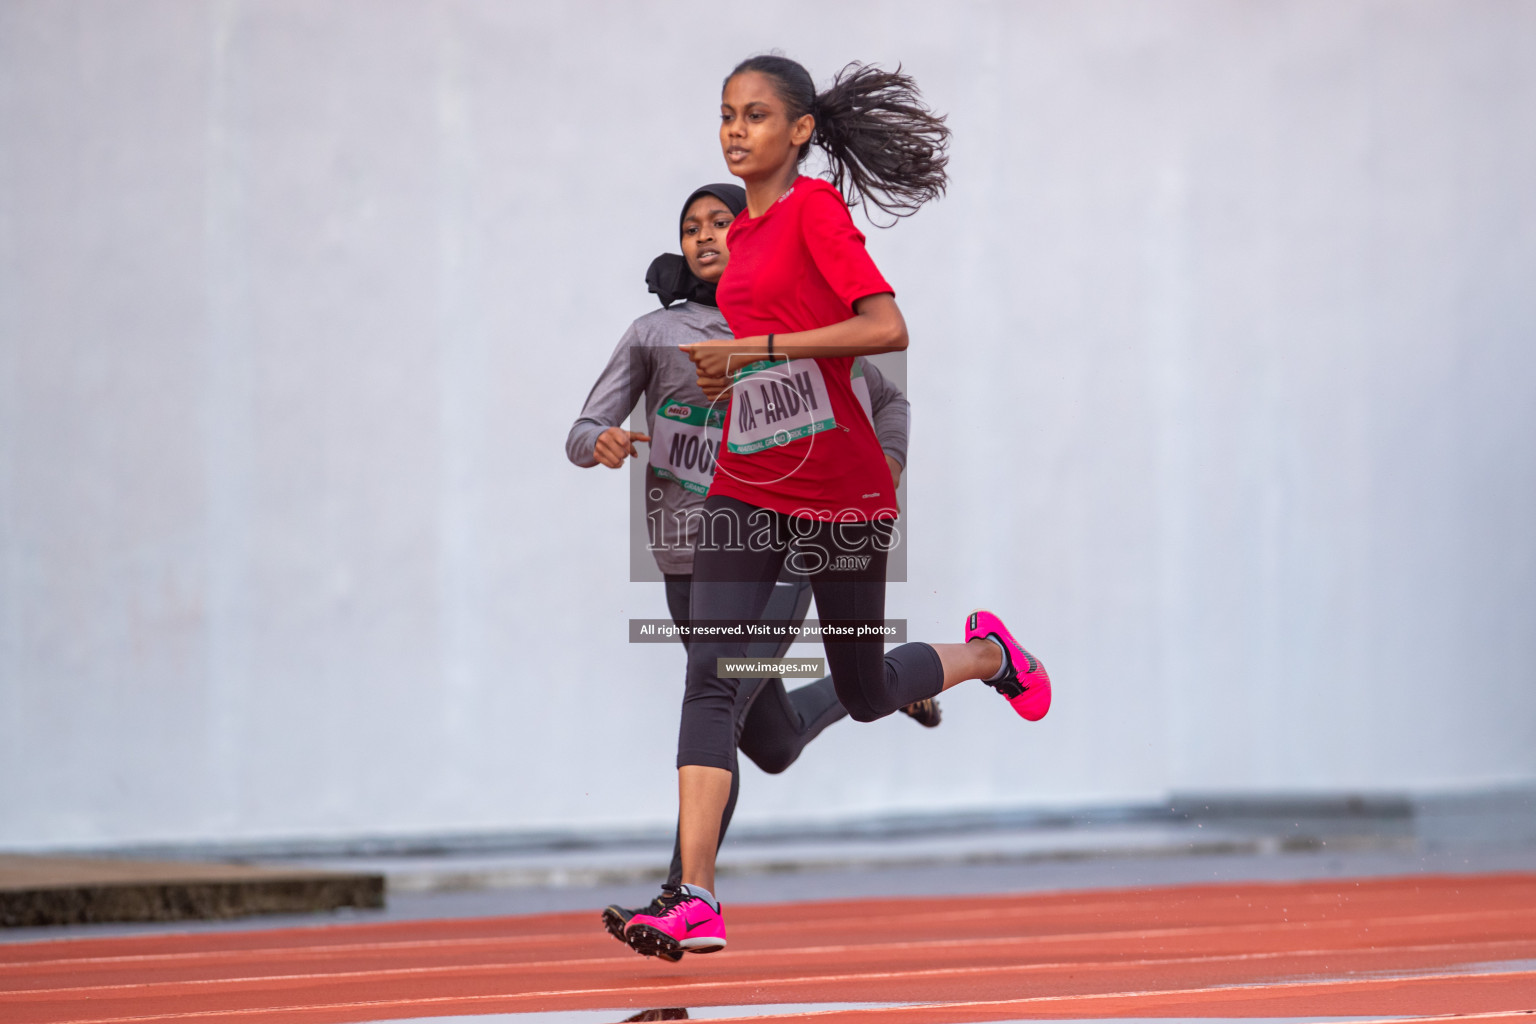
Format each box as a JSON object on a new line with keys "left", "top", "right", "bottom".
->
{"left": 567, "top": 300, "right": 910, "bottom": 574}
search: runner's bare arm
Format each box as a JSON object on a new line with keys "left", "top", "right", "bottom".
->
{"left": 680, "top": 293, "right": 906, "bottom": 380}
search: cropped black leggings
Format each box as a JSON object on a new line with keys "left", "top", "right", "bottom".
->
{"left": 662, "top": 567, "right": 846, "bottom": 886}
{"left": 677, "top": 495, "right": 944, "bottom": 774}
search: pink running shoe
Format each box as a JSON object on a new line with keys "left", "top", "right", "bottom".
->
{"left": 966, "top": 610, "right": 1051, "bottom": 721}
{"left": 625, "top": 883, "right": 727, "bottom": 958}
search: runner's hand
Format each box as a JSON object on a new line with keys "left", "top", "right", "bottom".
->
{"left": 696, "top": 374, "right": 732, "bottom": 402}
{"left": 680, "top": 339, "right": 752, "bottom": 380}
{"left": 593, "top": 427, "right": 649, "bottom": 468}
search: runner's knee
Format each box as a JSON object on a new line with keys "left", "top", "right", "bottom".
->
{"left": 740, "top": 739, "right": 798, "bottom": 774}
{"left": 679, "top": 642, "right": 744, "bottom": 770}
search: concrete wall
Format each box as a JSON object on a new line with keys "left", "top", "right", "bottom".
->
{"left": 1, "top": 0, "right": 1533, "bottom": 849}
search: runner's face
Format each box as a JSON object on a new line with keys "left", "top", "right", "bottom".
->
{"left": 680, "top": 196, "right": 734, "bottom": 284}
{"left": 720, "top": 71, "right": 813, "bottom": 182}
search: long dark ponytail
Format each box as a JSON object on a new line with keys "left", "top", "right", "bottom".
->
{"left": 727, "top": 55, "right": 950, "bottom": 223}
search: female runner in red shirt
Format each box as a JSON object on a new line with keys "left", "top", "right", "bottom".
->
{"left": 623, "top": 55, "right": 1052, "bottom": 960}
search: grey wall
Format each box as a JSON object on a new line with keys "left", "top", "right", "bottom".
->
{"left": 1, "top": 1, "right": 1533, "bottom": 849}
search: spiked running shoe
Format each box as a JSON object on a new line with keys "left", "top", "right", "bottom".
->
{"left": 966, "top": 609, "right": 1051, "bottom": 721}
{"left": 625, "top": 883, "right": 727, "bottom": 958}
{"left": 603, "top": 896, "right": 681, "bottom": 960}
{"left": 900, "top": 697, "right": 943, "bottom": 727}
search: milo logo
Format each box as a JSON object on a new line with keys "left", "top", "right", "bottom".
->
{"left": 662, "top": 403, "right": 691, "bottom": 420}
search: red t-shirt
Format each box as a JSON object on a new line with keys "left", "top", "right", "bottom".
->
{"left": 711, "top": 177, "right": 897, "bottom": 521}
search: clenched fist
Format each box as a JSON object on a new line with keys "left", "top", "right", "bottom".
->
{"left": 593, "top": 427, "right": 650, "bottom": 468}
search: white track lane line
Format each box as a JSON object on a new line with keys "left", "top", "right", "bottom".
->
{"left": 4, "top": 904, "right": 1531, "bottom": 973}
{"left": 34, "top": 967, "right": 1536, "bottom": 1024}
{"left": 9, "top": 937, "right": 1536, "bottom": 1001}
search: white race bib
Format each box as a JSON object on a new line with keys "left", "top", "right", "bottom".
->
{"left": 649, "top": 399, "right": 724, "bottom": 495}
{"left": 727, "top": 358, "right": 838, "bottom": 455}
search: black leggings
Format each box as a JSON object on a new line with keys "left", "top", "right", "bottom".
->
{"left": 677, "top": 495, "right": 944, "bottom": 772}
{"left": 662, "top": 567, "right": 847, "bottom": 886}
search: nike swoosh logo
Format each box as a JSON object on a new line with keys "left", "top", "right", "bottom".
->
{"left": 684, "top": 918, "right": 710, "bottom": 933}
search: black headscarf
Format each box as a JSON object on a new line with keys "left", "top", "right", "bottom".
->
{"left": 645, "top": 183, "right": 747, "bottom": 308}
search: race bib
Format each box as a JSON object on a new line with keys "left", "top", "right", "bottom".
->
{"left": 727, "top": 358, "right": 838, "bottom": 455}
{"left": 648, "top": 399, "right": 724, "bottom": 495}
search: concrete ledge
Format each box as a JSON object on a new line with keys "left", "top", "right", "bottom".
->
{"left": 12, "top": 788, "right": 1529, "bottom": 901}
{"left": 0, "top": 855, "right": 383, "bottom": 928}
{"left": 277, "top": 815, "right": 1420, "bottom": 894}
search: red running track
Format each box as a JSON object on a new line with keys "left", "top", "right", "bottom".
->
{"left": 2, "top": 873, "right": 1535, "bottom": 1023}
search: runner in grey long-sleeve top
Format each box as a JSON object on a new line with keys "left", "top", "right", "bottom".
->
{"left": 566, "top": 184, "right": 938, "bottom": 952}
{"left": 566, "top": 296, "right": 910, "bottom": 574}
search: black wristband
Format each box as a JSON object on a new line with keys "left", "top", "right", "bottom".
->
{"left": 767, "top": 333, "right": 775, "bottom": 358}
